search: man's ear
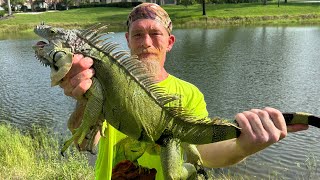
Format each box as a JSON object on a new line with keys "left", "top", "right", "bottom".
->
{"left": 125, "top": 32, "right": 131, "bottom": 49}
{"left": 167, "top": 34, "right": 175, "bottom": 52}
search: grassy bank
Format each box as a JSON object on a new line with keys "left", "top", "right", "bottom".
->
{"left": 0, "top": 124, "right": 252, "bottom": 179}
{"left": 0, "top": 123, "right": 94, "bottom": 179}
{"left": 0, "top": 2, "right": 320, "bottom": 33}
{"left": 0, "top": 123, "right": 318, "bottom": 179}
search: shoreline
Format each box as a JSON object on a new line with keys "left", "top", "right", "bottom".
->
{"left": 1, "top": 15, "right": 320, "bottom": 34}
{"left": 1, "top": 3, "right": 320, "bottom": 33}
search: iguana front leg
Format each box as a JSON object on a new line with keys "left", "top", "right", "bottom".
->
{"left": 160, "top": 138, "right": 197, "bottom": 180}
{"left": 41, "top": 47, "right": 105, "bottom": 155}
{"left": 182, "top": 143, "right": 208, "bottom": 180}
{"left": 61, "top": 77, "right": 104, "bottom": 155}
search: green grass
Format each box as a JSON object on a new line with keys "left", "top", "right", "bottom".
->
{"left": 0, "top": 122, "right": 318, "bottom": 179}
{"left": 0, "top": 123, "right": 94, "bottom": 179}
{"left": 0, "top": 2, "right": 320, "bottom": 32}
{"left": 0, "top": 7, "right": 132, "bottom": 32}
{"left": 167, "top": 3, "right": 320, "bottom": 27}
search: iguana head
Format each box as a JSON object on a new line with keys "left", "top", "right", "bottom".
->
{"left": 33, "top": 23, "right": 81, "bottom": 86}
{"left": 33, "top": 23, "right": 79, "bottom": 65}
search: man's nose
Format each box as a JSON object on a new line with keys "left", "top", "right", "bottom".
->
{"left": 141, "top": 34, "right": 152, "bottom": 48}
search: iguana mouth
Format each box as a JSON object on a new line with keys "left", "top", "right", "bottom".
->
{"left": 35, "top": 41, "right": 48, "bottom": 48}
{"left": 33, "top": 41, "right": 51, "bottom": 67}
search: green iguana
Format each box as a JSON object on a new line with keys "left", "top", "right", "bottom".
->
{"left": 33, "top": 23, "right": 320, "bottom": 180}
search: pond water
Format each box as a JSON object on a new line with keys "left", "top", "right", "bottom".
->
{"left": 0, "top": 25, "right": 320, "bottom": 179}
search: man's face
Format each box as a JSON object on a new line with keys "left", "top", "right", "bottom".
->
{"left": 125, "top": 19, "right": 175, "bottom": 68}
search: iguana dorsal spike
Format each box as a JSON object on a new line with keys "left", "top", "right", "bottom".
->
{"left": 88, "top": 31, "right": 112, "bottom": 43}
{"left": 81, "top": 23, "right": 107, "bottom": 38}
{"left": 99, "top": 42, "right": 114, "bottom": 51}
{"left": 112, "top": 51, "right": 130, "bottom": 60}
{"left": 106, "top": 45, "right": 119, "bottom": 53}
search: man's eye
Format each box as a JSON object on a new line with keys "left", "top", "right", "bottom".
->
{"left": 151, "top": 32, "right": 162, "bottom": 36}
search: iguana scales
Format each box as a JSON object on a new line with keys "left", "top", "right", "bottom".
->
{"left": 33, "top": 23, "right": 320, "bottom": 180}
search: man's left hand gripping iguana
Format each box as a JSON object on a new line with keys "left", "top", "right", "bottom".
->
{"left": 33, "top": 23, "right": 320, "bottom": 180}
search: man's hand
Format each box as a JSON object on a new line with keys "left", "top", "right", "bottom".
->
{"left": 59, "top": 54, "right": 94, "bottom": 99}
{"left": 59, "top": 54, "right": 100, "bottom": 150}
{"left": 235, "top": 107, "right": 308, "bottom": 157}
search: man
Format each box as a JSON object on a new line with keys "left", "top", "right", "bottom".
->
{"left": 60, "top": 3, "right": 308, "bottom": 179}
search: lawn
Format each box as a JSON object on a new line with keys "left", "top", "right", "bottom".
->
{"left": 0, "top": 2, "right": 319, "bottom": 32}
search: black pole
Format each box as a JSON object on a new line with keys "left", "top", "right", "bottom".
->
{"left": 202, "top": 0, "right": 206, "bottom": 16}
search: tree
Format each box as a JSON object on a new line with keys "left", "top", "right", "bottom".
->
{"left": 7, "top": 0, "right": 12, "bottom": 15}
{"left": 51, "top": 0, "right": 59, "bottom": 10}
{"left": 63, "top": 0, "right": 75, "bottom": 10}
{"left": 10, "top": 0, "right": 25, "bottom": 9}
{"left": 180, "top": 0, "right": 196, "bottom": 7}
{"left": 157, "top": 0, "right": 165, "bottom": 5}
{"left": 262, "top": 0, "right": 267, "bottom": 5}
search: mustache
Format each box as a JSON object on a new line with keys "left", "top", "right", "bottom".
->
{"left": 136, "top": 48, "right": 158, "bottom": 55}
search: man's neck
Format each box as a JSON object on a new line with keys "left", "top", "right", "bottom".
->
{"left": 156, "top": 68, "right": 169, "bottom": 82}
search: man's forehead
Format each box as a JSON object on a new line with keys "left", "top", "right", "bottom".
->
{"left": 129, "top": 19, "right": 166, "bottom": 31}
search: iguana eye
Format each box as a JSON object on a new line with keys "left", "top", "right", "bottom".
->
{"left": 50, "top": 29, "right": 56, "bottom": 34}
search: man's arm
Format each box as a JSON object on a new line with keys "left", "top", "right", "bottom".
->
{"left": 197, "top": 107, "right": 309, "bottom": 168}
{"left": 59, "top": 54, "right": 99, "bottom": 148}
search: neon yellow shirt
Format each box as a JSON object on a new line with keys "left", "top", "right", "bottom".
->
{"left": 95, "top": 74, "right": 208, "bottom": 180}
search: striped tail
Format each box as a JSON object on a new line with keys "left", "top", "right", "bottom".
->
{"left": 163, "top": 112, "right": 320, "bottom": 146}
{"left": 282, "top": 112, "right": 320, "bottom": 128}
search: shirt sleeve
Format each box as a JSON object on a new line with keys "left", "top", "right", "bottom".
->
{"left": 184, "top": 85, "right": 209, "bottom": 119}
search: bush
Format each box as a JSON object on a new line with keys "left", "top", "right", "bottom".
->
{"left": 34, "top": 7, "right": 46, "bottom": 12}
{"left": 21, "top": 5, "right": 30, "bottom": 12}
{"left": 0, "top": 6, "right": 6, "bottom": 17}
{"left": 76, "top": 1, "right": 143, "bottom": 9}
{"left": 0, "top": 10, "right": 4, "bottom": 18}
{"left": 105, "top": 1, "right": 143, "bottom": 8}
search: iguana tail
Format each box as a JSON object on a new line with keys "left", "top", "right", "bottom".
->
{"left": 159, "top": 112, "right": 319, "bottom": 146}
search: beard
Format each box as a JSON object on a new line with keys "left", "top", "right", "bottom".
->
{"left": 140, "top": 58, "right": 162, "bottom": 81}
{"left": 131, "top": 49, "right": 163, "bottom": 81}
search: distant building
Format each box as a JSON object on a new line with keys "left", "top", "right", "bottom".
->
{"left": 79, "top": 0, "right": 174, "bottom": 5}
{"left": 0, "top": 0, "right": 5, "bottom": 6}
{"left": 84, "top": 0, "right": 157, "bottom": 4}
{"left": 0, "top": 0, "right": 175, "bottom": 10}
